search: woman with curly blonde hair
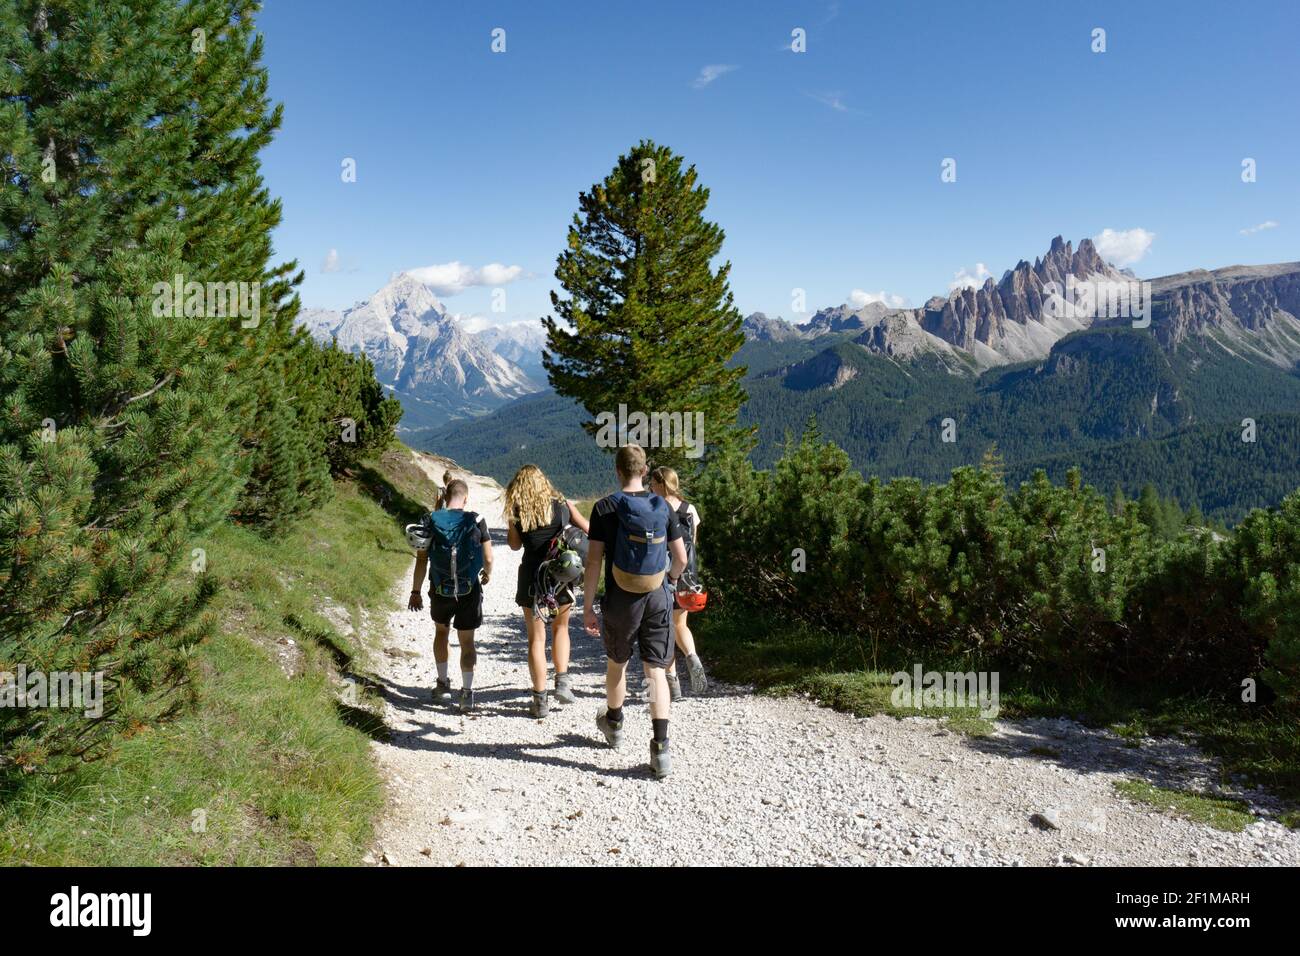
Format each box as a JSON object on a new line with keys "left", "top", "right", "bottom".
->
{"left": 505, "top": 464, "right": 590, "bottom": 717}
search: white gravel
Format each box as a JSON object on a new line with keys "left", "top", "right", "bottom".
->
{"left": 366, "top": 456, "right": 1300, "bottom": 867}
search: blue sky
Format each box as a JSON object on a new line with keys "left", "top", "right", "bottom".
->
{"left": 259, "top": 0, "right": 1299, "bottom": 325}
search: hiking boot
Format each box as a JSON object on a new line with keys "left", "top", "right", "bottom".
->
{"left": 554, "top": 672, "right": 576, "bottom": 705}
{"left": 431, "top": 678, "right": 453, "bottom": 702}
{"left": 529, "top": 691, "right": 550, "bottom": 719}
{"left": 595, "top": 711, "right": 624, "bottom": 749}
{"left": 458, "top": 688, "right": 475, "bottom": 714}
{"left": 686, "top": 655, "right": 709, "bottom": 695}
{"left": 666, "top": 671, "right": 683, "bottom": 702}
{"left": 650, "top": 739, "right": 671, "bottom": 779}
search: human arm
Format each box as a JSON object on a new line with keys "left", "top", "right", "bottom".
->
{"left": 666, "top": 538, "right": 687, "bottom": 586}
{"left": 479, "top": 519, "right": 494, "bottom": 585}
{"left": 566, "top": 499, "right": 590, "bottom": 535}
{"left": 582, "top": 539, "right": 604, "bottom": 636}
{"left": 409, "top": 550, "right": 428, "bottom": 610}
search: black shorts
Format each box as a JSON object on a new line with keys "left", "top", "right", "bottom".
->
{"left": 430, "top": 586, "right": 483, "bottom": 630}
{"left": 516, "top": 577, "right": 575, "bottom": 610}
{"left": 600, "top": 583, "right": 673, "bottom": 667}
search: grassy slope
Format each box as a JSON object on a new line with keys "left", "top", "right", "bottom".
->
{"left": 0, "top": 446, "right": 438, "bottom": 866}
{"left": 698, "top": 608, "right": 1300, "bottom": 825}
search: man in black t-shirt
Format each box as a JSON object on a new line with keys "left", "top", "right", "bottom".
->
{"left": 408, "top": 479, "right": 493, "bottom": 714}
{"left": 583, "top": 445, "right": 687, "bottom": 779}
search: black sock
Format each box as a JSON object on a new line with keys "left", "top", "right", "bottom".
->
{"left": 606, "top": 706, "right": 623, "bottom": 724}
{"left": 652, "top": 718, "right": 669, "bottom": 742}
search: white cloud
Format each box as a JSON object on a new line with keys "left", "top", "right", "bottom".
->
{"left": 321, "top": 248, "right": 341, "bottom": 273}
{"left": 849, "top": 289, "right": 907, "bottom": 309}
{"left": 1240, "top": 220, "right": 1279, "bottom": 236}
{"left": 808, "top": 90, "right": 851, "bottom": 113}
{"left": 403, "top": 261, "right": 525, "bottom": 296}
{"left": 1092, "top": 227, "right": 1155, "bottom": 267}
{"left": 949, "top": 263, "right": 993, "bottom": 292}
{"left": 452, "top": 313, "right": 491, "bottom": 334}
{"left": 693, "top": 64, "right": 738, "bottom": 89}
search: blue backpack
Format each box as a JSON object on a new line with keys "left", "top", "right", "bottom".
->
{"left": 609, "top": 492, "right": 670, "bottom": 593}
{"left": 426, "top": 510, "right": 484, "bottom": 598}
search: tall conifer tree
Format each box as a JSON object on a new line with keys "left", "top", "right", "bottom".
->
{"left": 543, "top": 140, "right": 749, "bottom": 475}
{"left": 0, "top": 0, "right": 316, "bottom": 770}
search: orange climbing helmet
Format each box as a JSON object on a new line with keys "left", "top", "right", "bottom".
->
{"left": 674, "top": 581, "right": 708, "bottom": 613}
{"left": 675, "top": 589, "right": 708, "bottom": 612}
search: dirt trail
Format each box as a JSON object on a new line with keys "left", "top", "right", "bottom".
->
{"left": 365, "top": 451, "right": 1299, "bottom": 866}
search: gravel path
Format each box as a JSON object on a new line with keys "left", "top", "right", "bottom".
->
{"left": 366, "top": 453, "right": 1300, "bottom": 867}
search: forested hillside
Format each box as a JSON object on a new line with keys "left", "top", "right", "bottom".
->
{"left": 429, "top": 324, "right": 1300, "bottom": 521}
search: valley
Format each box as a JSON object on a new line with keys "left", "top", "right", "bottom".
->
{"left": 305, "top": 237, "right": 1300, "bottom": 522}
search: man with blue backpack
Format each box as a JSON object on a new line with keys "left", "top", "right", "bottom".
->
{"left": 407, "top": 479, "right": 494, "bottom": 714}
{"left": 582, "top": 444, "right": 688, "bottom": 779}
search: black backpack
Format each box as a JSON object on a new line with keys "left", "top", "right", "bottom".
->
{"left": 675, "top": 501, "right": 699, "bottom": 578}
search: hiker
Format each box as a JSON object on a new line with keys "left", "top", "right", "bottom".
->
{"left": 433, "top": 469, "right": 454, "bottom": 510}
{"left": 648, "top": 466, "right": 709, "bottom": 699}
{"left": 505, "top": 464, "right": 591, "bottom": 718}
{"left": 406, "top": 478, "right": 493, "bottom": 713}
{"left": 582, "top": 445, "right": 688, "bottom": 779}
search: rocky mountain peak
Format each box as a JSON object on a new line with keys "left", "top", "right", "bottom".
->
{"left": 360, "top": 273, "right": 447, "bottom": 337}
{"left": 919, "top": 236, "right": 1129, "bottom": 363}
{"left": 296, "top": 277, "right": 541, "bottom": 431}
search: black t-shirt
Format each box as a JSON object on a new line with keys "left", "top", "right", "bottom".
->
{"left": 588, "top": 490, "right": 681, "bottom": 597}
{"left": 513, "top": 500, "right": 569, "bottom": 585}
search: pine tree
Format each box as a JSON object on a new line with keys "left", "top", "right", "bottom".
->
{"left": 0, "top": 0, "right": 310, "bottom": 771}
{"left": 1137, "top": 483, "right": 1164, "bottom": 536}
{"left": 542, "top": 140, "right": 749, "bottom": 476}
{"left": 979, "top": 442, "right": 1006, "bottom": 480}
{"left": 300, "top": 339, "right": 403, "bottom": 474}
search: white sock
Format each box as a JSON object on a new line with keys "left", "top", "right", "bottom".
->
{"left": 436, "top": 660, "right": 449, "bottom": 681}
{"left": 461, "top": 670, "right": 474, "bottom": 690}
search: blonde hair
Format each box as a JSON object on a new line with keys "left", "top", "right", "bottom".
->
{"left": 649, "top": 465, "right": 684, "bottom": 501}
{"left": 506, "top": 464, "right": 562, "bottom": 533}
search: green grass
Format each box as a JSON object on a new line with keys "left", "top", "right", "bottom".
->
{"left": 698, "top": 607, "right": 1300, "bottom": 817}
{"left": 0, "top": 447, "right": 437, "bottom": 865}
{"left": 1113, "top": 780, "right": 1256, "bottom": 832}
{"left": 697, "top": 610, "right": 1001, "bottom": 731}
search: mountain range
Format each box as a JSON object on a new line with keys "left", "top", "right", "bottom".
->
{"left": 308, "top": 238, "right": 1300, "bottom": 522}
{"left": 742, "top": 236, "right": 1300, "bottom": 375}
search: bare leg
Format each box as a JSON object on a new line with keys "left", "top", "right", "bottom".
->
{"left": 457, "top": 630, "right": 476, "bottom": 673}
{"left": 434, "top": 623, "right": 450, "bottom": 666}
{"left": 644, "top": 664, "right": 671, "bottom": 720}
{"left": 523, "top": 608, "right": 548, "bottom": 692}
{"left": 673, "top": 609, "right": 696, "bottom": 658}
{"left": 606, "top": 658, "right": 628, "bottom": 710}
{"left": 551, "top": 605, "right": 571, "bottom": 675}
